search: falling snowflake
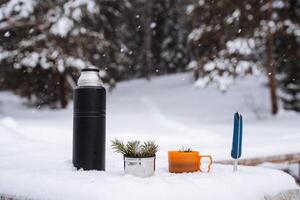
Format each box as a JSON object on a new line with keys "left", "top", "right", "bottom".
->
{"left": 4, "top": 32, "right": 10, "bottom": 37}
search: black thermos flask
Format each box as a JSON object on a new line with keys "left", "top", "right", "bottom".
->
{"left": 73, "top": 68, "right": 106, "bottom": 170}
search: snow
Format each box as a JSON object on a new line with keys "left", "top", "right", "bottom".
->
{"left": 65, "top": 56, "right": 87, "bottom": 69}
{"left": 185, "top": 5, "right": 195, "bottom": 14}
{"left": 186, "top": 60, "right": 198, "bottom": 70}
{"left": 226, "top": 38, "right": 255, "bottom": 55}
{"left": 204, "top": 61, "right": 216, "bottom": 71}
{"left": 194, "top": 76, "right": 210, "bottom": 88}
{"left": 213, "top": 71, "right": 233, "bottom": 91}
{"left": 4, "top": 31, "right": 10, "bottom": 37}
{"left": 0, "top": 73, "right": 299, "bottom": 199}
{"left": 40, "top": 55, "right": 51, "bottom": 69}
{"left": 0, "top": 0, "right": 36, "bottom": 20}
{"left": 19, "top": 51, "right": 56, "bottom": 69}
{"left": 273, "top": 0, "right": 285, "bottom": 9}
{"left": 20, "top": 52, "right": 39, "bottom": 67}
{"left": 198, "top": 0, "right": 205, "bottom": 6}
{"left": 72, "top": 8, "right": 82, "bottom": 21}
{"left": 259, "top": 162, "right": 299, "bottom": 180}
{"left": 283, "top": 20, "right": 300, "bottom": 37}
{"left": 188, "top": 27, "right": 204, "bottom": 41}
{"left": 0, "top": 50, "right": 16, "bottom": 62}
{"left": 197, "top": 56, "right": 260, "bottom": 92}
{"left": 150, "top": 22, "right": 157, "bottom": 29}
{"left": 63, "top": 0, "right": 98, "bottom": 17}
{"left": 226, "top": 9, "right": 241, "bottom": 24}
{"left": 50, "top": 16, "right": 74, "bottom": 37}
{"left": 57, "top": 59, "right": 65, "bottom": 72}
{"left": 257, "top": 19, "right": 300, "bottom": 37}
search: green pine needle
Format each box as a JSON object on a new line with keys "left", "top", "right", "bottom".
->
{"left": 111, "top": 138, "right": 158, "bottom": 158}
{"left": 179, "top": 146, "right": 193, "bottom": 152}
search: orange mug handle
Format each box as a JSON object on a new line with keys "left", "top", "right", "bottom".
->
{"left": 199, "top": 155, "right": 213, "bottom": 173}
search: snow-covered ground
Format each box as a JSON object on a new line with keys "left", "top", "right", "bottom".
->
{"left": 0, "top": 72, "right": 299, "bottom": 199}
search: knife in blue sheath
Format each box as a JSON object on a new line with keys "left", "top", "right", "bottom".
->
{"left": 231, "top": 112, "right": 243, "bottom": 171}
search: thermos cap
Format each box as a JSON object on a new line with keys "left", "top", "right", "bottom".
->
{"left": 78, "top": 67, "right": 102, "bottom": 87}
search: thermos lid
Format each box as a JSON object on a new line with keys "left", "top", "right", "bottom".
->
{"left": 78, "top": 67, "right": 102, "bottom": 87}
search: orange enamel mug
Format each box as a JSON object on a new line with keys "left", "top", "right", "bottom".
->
{"left": 168, "top": 151, "right": 212, "bottom": 173}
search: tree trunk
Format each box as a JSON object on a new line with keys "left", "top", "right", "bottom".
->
{"left": 266, "top": 0, "right": 278, "bottom": 115}
{"left": 25, "top": 69, "right": 32, "bottom": 102}
{"left": 59, "top": 72, "right": 68, "bottom": 108}
{"left": 143, "top": 1, "right": 153, "bottom": 80}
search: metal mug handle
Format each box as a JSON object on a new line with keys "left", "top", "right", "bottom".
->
{"left": 199, "top": 155, "right": 213, "bottom": 173}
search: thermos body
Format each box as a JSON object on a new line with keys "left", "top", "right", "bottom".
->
{"left": 72, "top": 68, "right": 106, "bottom": 170}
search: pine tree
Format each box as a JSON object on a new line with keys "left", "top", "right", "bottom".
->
{"left": 151, "top": 0, "right": 190, "bottom": 74}
{"left": 187, "top": 0, "right": 262, "bottom": 92}
{"left": 119, "top": 0, "right": 190, "bottom": 78}
{"left": 0, "top": 0, "right": 299, "bottom": 112}
{"left": 274, "top": 0, "right": 300, "bottom": 112}
{"left": 186, "top": 0, "right": 300, "bottom": 113}
{"left": 0, "top": 0, "right": 129, "bottom": 108}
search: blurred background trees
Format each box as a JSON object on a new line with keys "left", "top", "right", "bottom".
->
{"left": 0, "top": 0, "right": 299, "bottom": 113}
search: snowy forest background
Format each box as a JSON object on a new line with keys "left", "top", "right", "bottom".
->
{"left": 0, "top": 0, "right": 299, "bottom": 114}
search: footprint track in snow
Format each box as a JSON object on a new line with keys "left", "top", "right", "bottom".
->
{"left": 139, "top": 95, "right": 221, "bottom": 143}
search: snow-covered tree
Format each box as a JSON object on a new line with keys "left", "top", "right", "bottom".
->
{"left": 187, "top": 0, "right": 300, "bottom": 113}
{"left": 0, "top": 0, "right": 129, "bottom": 108}
{"left": 187, "top": 0, "right": 262, "bottom": 92}
{"left": 273, "top": 0, "right": 300, "bottom": 112}
{"left": 0, "top": 0, "right": 299, "bottom": 112}
{"left": 0, "top": 0, "right": 190, "bottom": 108}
